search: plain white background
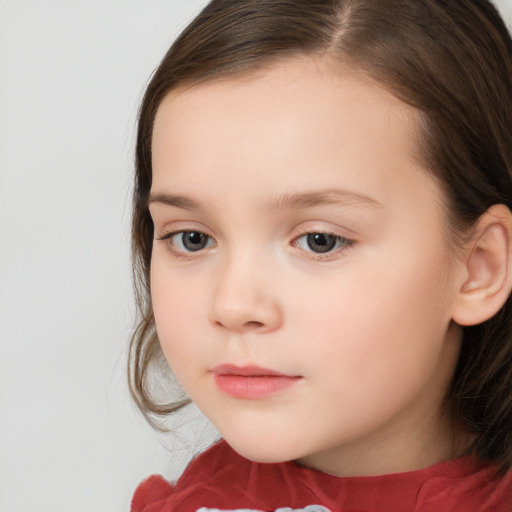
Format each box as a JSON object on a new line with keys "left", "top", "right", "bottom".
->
{"left": 0, "top": 1, "right": 511, "bottom": 511}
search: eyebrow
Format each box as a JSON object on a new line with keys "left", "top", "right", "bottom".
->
{"left": 148, "top": 187, "right": 382, "bottom": 212}
{"left": 148, "top": 193, "right": 200, "bottom": 210}
{"left": 266, "top": 188, "right": 382, "bottom": 211}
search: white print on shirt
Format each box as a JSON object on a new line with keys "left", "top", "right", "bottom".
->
{"left": 196, "top": 506, "right": 332, "bottom": 512}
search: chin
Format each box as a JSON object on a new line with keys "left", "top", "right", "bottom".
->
{"left": 222, "top": 433, "right": 301, "bottom": 464}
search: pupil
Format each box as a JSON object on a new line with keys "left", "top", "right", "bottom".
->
{"left": 183, "top": 231, "right": 207, "bottom": 251}
{"left": 307, "top": 233, "right": 336, "bottom": 253}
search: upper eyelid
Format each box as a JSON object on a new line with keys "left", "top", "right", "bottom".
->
{"left": 292, "top": 225, "right": 356, "bottom": 241}
{"left": 157, "top": 228, "right": 215, "bottom": 241}
{"left": 154, "top": 220, "right": 214, "bottom": 236}
{"left": 292, "top": 219, "right": 359, "bottom": 235}
{"left": 293, "top": 231, "right": 352, "bottom": 240}
{"left": 155, "top": 226, "right": 355, "bottom": 240}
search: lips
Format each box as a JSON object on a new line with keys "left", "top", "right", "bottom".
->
{"left": 211, "top": 364, "right": 301, "bottom": 399}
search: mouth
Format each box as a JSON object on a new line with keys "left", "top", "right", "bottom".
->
{"left": 211, "top": 364, "right": 302, "bottom": 399}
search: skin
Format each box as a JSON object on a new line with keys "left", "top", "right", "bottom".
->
{"left": 149, "top": 56, "right": 466, "bottom": 477}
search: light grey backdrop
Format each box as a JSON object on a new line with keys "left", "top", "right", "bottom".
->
{"left": 0, "top": 2, "right": 215, "bottom": 511}
{"left": 0, "top": 1, "right": 511, "bottom": 511}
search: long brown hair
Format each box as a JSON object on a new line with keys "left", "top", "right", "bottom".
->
{"left": 128, "top": 0, "right": 512, "bottom": 470}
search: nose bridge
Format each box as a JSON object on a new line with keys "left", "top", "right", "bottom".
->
{"left": 209, "top": 245, "right": 282, "bottom": 332}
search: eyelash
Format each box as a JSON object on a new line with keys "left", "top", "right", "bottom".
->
{"left": 156, "top": 229, "right": 355, "bottom": 260}
{"left": 156, "top": 230, "right": 216, "bottom": 258}
{"left": 292, "top": 230, "right": 355, "bottom": 260}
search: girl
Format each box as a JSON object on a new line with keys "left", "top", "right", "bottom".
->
{"left": 128, "top": 1, "right": 512, "bottom": 510}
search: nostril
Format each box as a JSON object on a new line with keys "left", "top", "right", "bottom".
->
{"left": 214, "top": 320, "right": 264, "bottom": 330}
{"left": 243, "top": 321, "right": 264, "bottom": 330}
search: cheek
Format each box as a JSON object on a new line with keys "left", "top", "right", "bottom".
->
{"left": 285, "top": 241, "right": 455, "bottom": 384}
{"left": 285, "top": 272, "right": 456, "bottom": 437}
{"left": 150, "top": 261, "right": 207, "bottom": 367}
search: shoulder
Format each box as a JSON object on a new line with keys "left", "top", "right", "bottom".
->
{"left": 131, "top": 474, "right": 175, "bottom": 512}
{"left": 130, "top": 440, "right": 253, "bottom": 512}
{"left": 467, "top": 464, "right": 512, "bottom": 511}
{"left": 416, "top": 458, "right": 512, "bottom": 511}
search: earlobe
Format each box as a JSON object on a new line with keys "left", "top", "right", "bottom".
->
{"left": 452, "top": 204, "right": 512, "bottom": 326}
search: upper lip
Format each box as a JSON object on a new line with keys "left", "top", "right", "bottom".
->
{"left": 211, "top": 364, "right": 297, "bottom": 377}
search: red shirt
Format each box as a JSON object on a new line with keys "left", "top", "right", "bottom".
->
{"left": 131, "top": 440, "right": 512, "bottom": 512}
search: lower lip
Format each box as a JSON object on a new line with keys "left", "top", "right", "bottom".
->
{"left": 213, "top": 374, "right": 301, "bottom": 399}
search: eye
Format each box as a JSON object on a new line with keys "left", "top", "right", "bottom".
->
{"left": 294, "top": 232, "right": 353, "bottom": 254}
{"left": 159, "top": 230, "right": 215, "bottom": 253}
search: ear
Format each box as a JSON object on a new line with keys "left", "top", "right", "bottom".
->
{"left": 452, "top": 204, "right": 512, "bottom": 326}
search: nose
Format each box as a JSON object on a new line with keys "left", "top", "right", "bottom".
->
{"left": 209, "top": 255, "right": 283, "bottom": 333}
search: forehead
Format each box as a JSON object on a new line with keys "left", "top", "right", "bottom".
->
{"left": 153, "top": 56, "right": 418, "bottom": 154}
{"left": 151, "top": 56, "right": 437, "bottom": 214}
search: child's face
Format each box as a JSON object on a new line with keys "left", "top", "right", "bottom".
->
{"left": 149, "top": 57, "right": 463, "bottom": 476}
